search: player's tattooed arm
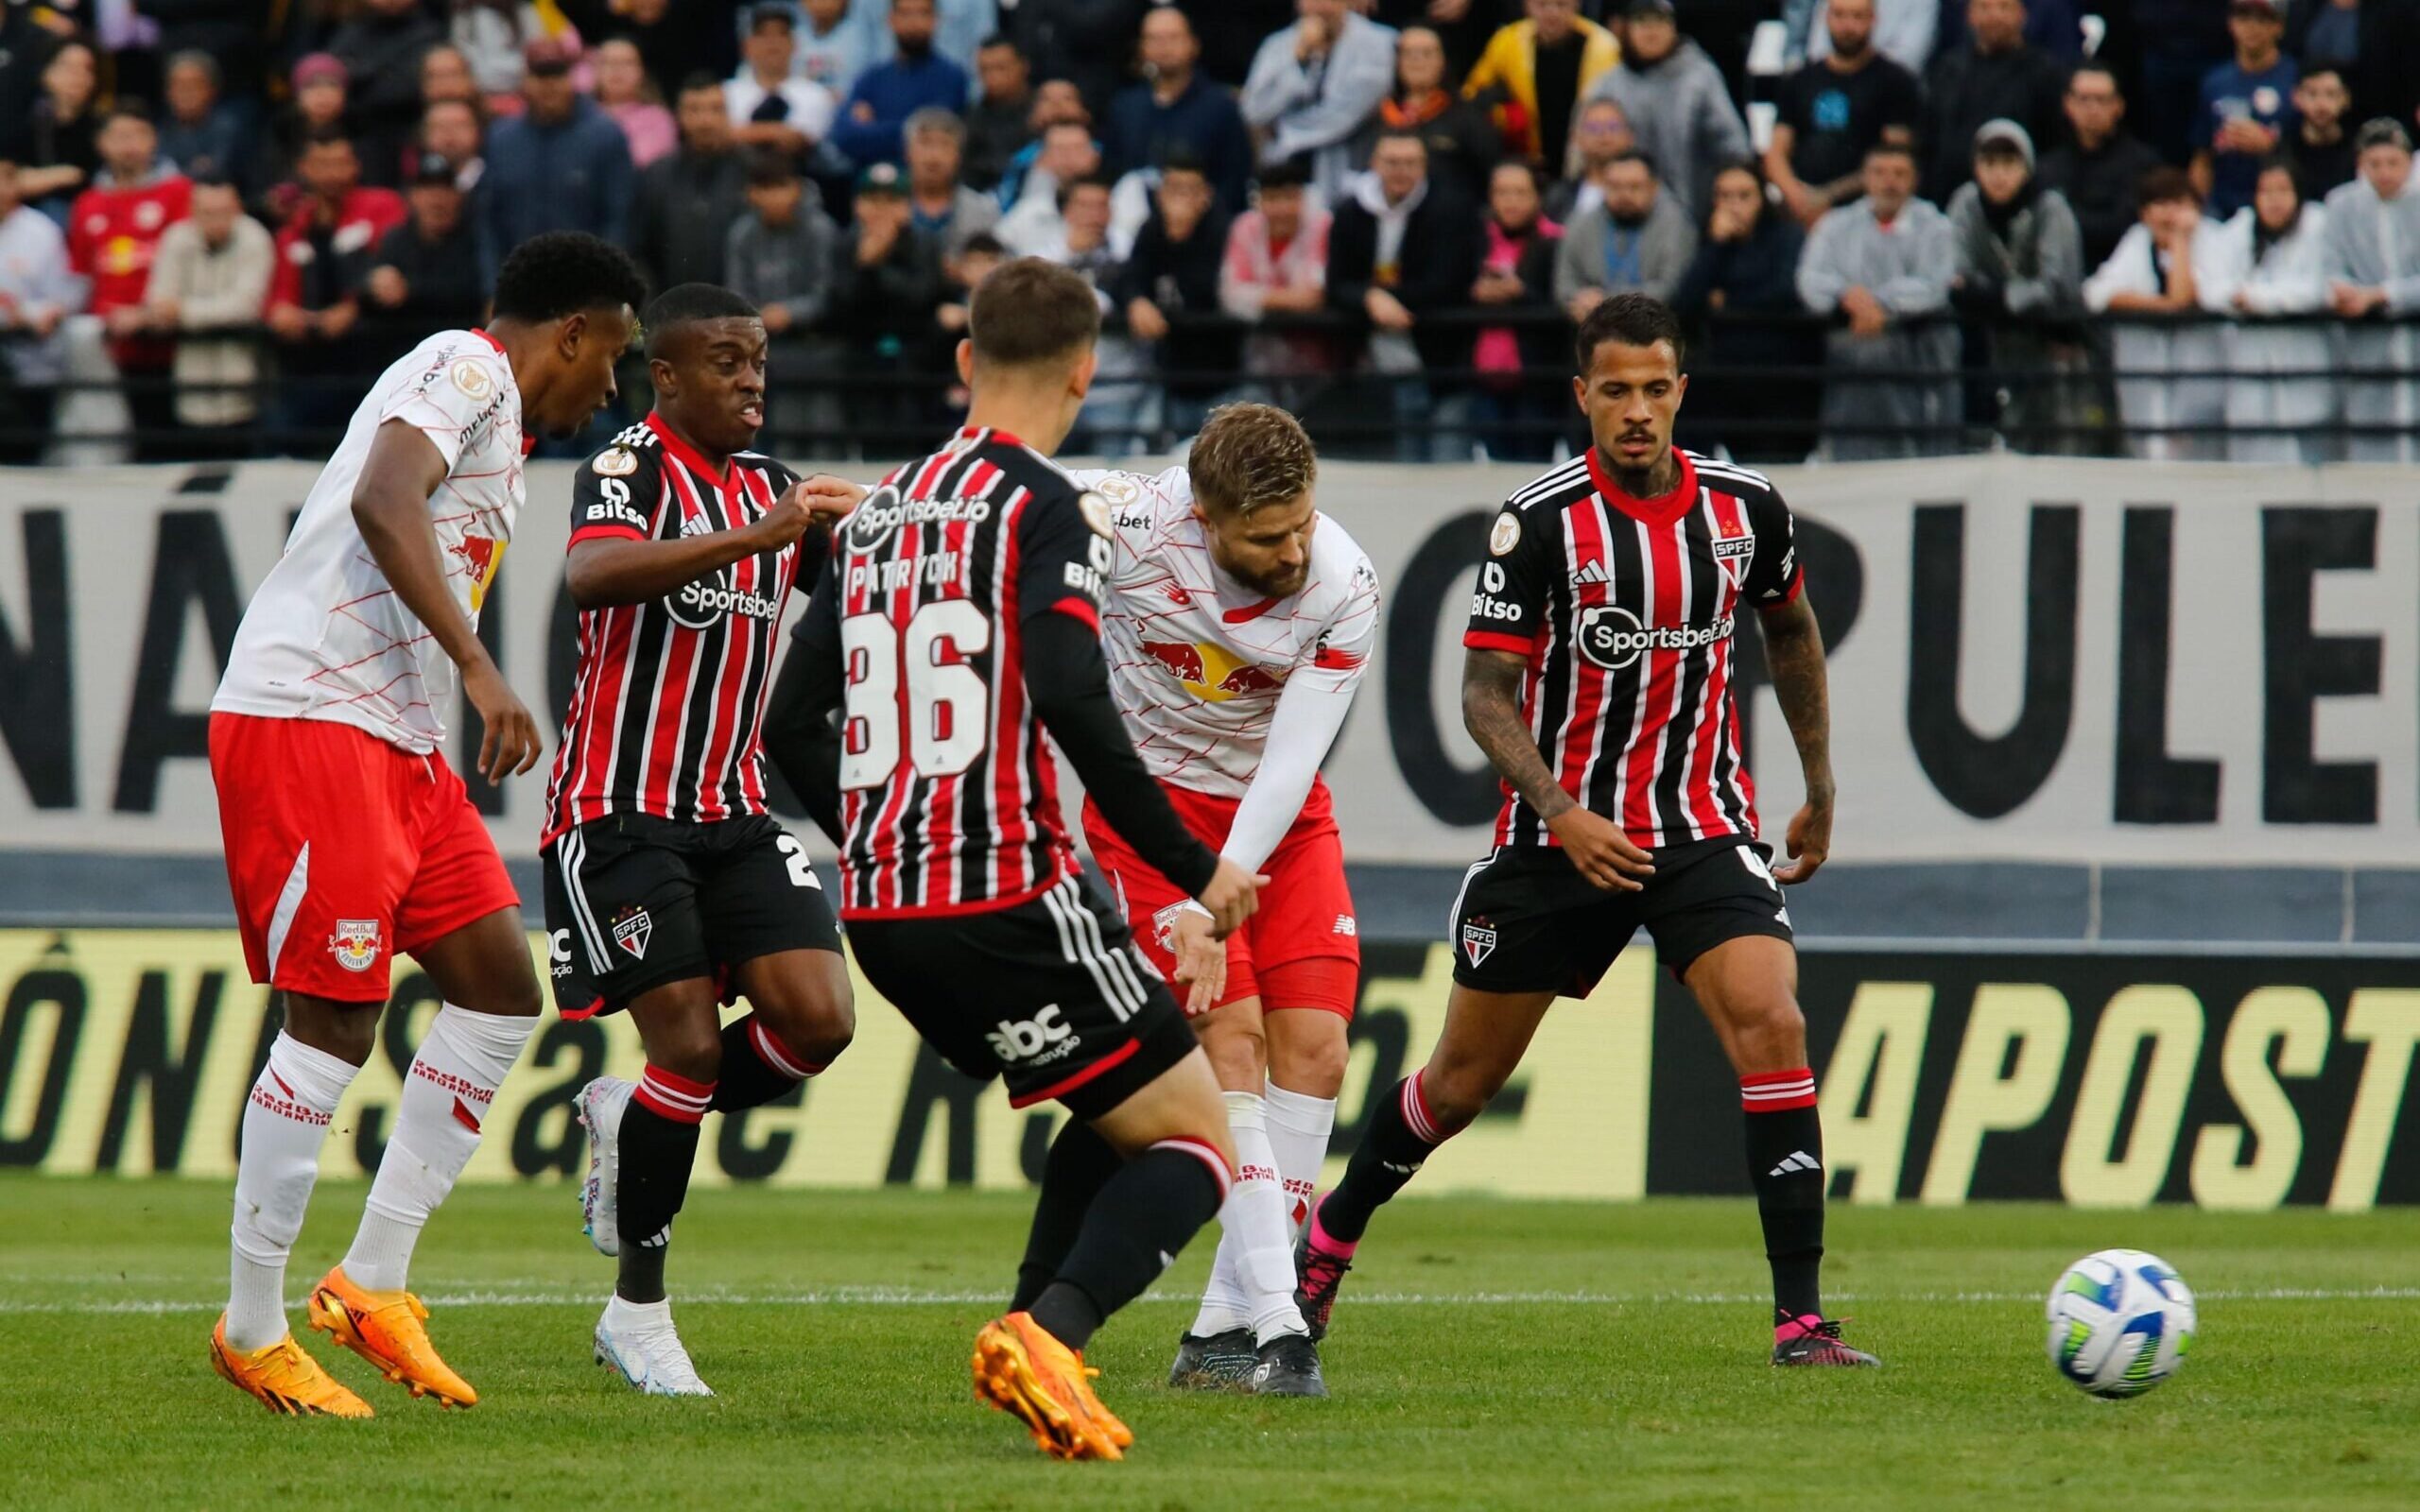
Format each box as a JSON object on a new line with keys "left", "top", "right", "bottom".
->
{"left": 1757, "top": 592, "right": 1834, "bottom": 883}
{"left": 1461, "top": 648, "right": 1573, "bottom": 821}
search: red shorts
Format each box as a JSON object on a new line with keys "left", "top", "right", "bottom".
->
{"left": 1081, "top": 778, "right": 1360, "bottom": 1019}
{"left": 209, "top": 713, "right": 521, "bottom": 1003}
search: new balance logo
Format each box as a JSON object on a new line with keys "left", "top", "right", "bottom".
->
{"left": 1768, "top": 1151, "right": 1821, "bottom": 1177}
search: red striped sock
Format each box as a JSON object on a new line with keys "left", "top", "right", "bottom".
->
{"left": 632, "top": 1064, "right": 715, "bottom": 1125}
{"left": 1740, "top": 1068, "right": 1818, "bottom": 1112}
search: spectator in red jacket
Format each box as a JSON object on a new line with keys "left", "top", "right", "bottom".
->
{"left": 68, "top": 104, "right": 193, "bottom": 457}
{"left": 267, "top": 129, "right": 407, "bottom": 442}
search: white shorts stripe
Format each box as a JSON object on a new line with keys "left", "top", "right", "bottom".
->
{"left": 1043, "top": 879, "right": 1143, "bottom": 1022}
{"left": 560, "top": 830, "right": 611, "bottom": 972}
{"left": 263, "top": 842, "right": 311, "bottom": 977}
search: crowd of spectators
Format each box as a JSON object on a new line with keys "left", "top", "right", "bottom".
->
{"left": 3, "top": 0, "right": 2420, "bottom": 462}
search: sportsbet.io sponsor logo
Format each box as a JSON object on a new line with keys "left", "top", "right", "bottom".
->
{"left": 1576, "top": 606, "right": 1734, "bottom": 671}
{"left": 669, "top": 578, "right": 784, "bottom": 628}
{"left": 844, "top": 485, "right": 995, "bottom": 553}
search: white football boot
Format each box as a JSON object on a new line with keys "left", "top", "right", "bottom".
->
{"left": 595, "top": 1296, "right": 715, "bottom": 1397}
{"left": 577, "top": 1076, "right": 634, "bottom": 1258}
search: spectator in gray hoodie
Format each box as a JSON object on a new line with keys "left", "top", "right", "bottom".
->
{"left": 1242, "top": 0, "right": 1398, "bottom": 202}
{"left": 1582, "top": 0, "right": 1749, "bottom": 223}
{"left": 1554, "top": 149, "right": 1698, "bottom": 316}
{"left": 1798, "top": 141, "right": 1959, "bottom": 458}
{"left": 725, "top": 149, "right": 841, "bottom": 453}
{"left": 1946, "top": 119, "right": 2089, "bottom": 453}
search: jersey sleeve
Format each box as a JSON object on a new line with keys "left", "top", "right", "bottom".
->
{"left": 1463, "top": 501, "right": 1558, "bottom": 655}
{"left": 379, "top": 342, "right": 510, "bottom": 471}
{"left": 1014, "top": 480, "right": 1113, "bottom": 634}
{"left": 565, "top": 446, "right": 661, "bottom": 548}
{"left": 1297, "top": 545, "right": 1380, "bottom": 696}
{"left": 1741, "top": 482, "right": 1805, "bottom": 607}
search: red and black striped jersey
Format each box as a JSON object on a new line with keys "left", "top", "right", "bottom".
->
{"left": 1463, "top": 446, "right": 1803, "bottom": 850}
{"left": 541, "top": 413, "right": 808, "bottom": 843}
{"left": 794, "top": 426, "right": 1111, "bottom": 919}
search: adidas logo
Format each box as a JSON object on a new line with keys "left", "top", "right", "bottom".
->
{"left": 1768, "top": 1150, "right": 1821, "bottom": 1177}
{"left": 1573, "top": 560, "right": 1611, "bottom": 587}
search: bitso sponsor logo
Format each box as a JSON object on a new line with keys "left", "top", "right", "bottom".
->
{"left": 1576, "top": 606, "right": 1734, "bottom": 671}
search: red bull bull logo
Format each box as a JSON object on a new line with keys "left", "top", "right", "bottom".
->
{"left": 1138, "top": 641, "right": 1288, "bottom": 702}
{"left": 454, "top": 534, "right": 505, "bottom": 610}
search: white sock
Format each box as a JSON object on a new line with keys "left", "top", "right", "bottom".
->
{"left": 1264, "top": 1081, "right": 1339, "bottom": 1245}
{"left": 1201, "top": 1091, "right": 1307, "bottom": 1344}
{"left": 1187, "top": 1091, "right": 1256, "bottom": 1338}
{"left": 342, "top": 1005, "right": 536, "bottom": 1294}
{"left": 227, "top": 1033, "right": 359, "bottom": 1351}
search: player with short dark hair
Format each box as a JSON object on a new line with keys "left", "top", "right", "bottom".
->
{"left": 538, "top": 282, "right": 859, "bottom": 1396}
{"left": 763, "top": 257, "right": 1264, "bottom": 1459}
{"left": 205, "top": 230, "right": 644, "bottom": 1418}
{"left": 1296, "top": 291, "right": 1879, "bottom": 1368}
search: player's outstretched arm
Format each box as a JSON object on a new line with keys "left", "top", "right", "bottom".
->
{"left": 1462, "top": 647, "right": 1653, "bottom": 892}
{"left": 566, "top": 475, "right": 859, "bottom": 608}
{"left": 351, "top": 419, "right": 539, "bottom": 782}
{"left": 763, "top": 566, "right": 847, "bottom": 846}
{"left": 1757, "top": 592, "right": 1834, "bottom": 884}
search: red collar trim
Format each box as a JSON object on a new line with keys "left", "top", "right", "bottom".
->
{"left": 646, "top": 411, "right": 731, "bottom": 490}
{"left": 471, "top": 327, "right": 504, "bottom": 353}
{"left": 959, "top": 424, "right": 1023, "bottom": 448}
{"left": 1585, "top": 446, "right": 1699, "bottom": 527}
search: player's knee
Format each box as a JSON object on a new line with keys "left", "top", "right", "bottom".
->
{"left": 1728, "top": 993, "right": 1806, "bottom": 1069}
{"left": 1268, "top": 1016, "right": 1350, "bottom": 1096}
{"left": 754, "top": 971, "right": 856, "bottom": 1066}
{"left": 648, "top": 1018, "right": 724, "bottom": 1085}
{"left": 1419, "top": 1058, "right": 1501, "bottom": 1130}
{"left": 1199, "top": 1019, "right": 1266, "bottom": 1091}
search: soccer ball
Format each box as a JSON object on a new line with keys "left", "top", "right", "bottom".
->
{"left": 2045, "top": 1248, "right": 2197, "bottom": 1398}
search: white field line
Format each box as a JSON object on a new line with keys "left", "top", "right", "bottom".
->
{"left": 5, "top": 1286, "right": 2419, "bottom": 1316}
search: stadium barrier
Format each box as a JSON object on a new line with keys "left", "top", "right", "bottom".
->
{"left": 3, "top": 929, "right": 2412, "bottom": 1209}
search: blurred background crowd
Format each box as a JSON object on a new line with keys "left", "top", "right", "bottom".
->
{"left": 2, "top": 0, "right": 2416, "bottom": 462}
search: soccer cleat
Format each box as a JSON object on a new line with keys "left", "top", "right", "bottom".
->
{"left": 306, "top": 1265, "right": 478, "bottom": 1407}
{"left": 1167, "top": 1327, "right": 1258, "bottom": 1389}
{"left": 1772, "top": 1314, "right": 1881, "bottom": 1367}
{"left": 1249, "top": 1332, "right": 1328, "bottom": 1398}
{"left": 578, "top": 1075, "right": 635, "bottom": 1258}
{"left": 971, "top": 1313, "right": 1130, "bottom": 1461}
{"left": 594, "top": 1296, "right": 715, "bottom": 1397}
{"left": 209, "top": 1316, "right": 374, "bottom": 1418}
{"left": 1293, "top": 1206, "right": 1354, "bottom": 1344}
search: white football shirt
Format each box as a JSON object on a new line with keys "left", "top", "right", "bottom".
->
{"left": 212, "top": 329, "right": 526, "bottom": 755}
{"left": 1074, "top": 465, "right": 1379, "bottom": 800}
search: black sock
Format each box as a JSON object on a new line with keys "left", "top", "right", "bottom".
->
{"left": 1027, "top": 1141, "right": 1225, "bottom": 1353}
{"left": 1316, "top": 1074, "right": 1449, "bottom": 1245}
{"left": 1011, "top": 1119, "right": 1126, "bottom": 1312}
{"left": 1740, "top": 1070, "right": 1825, "bottom": 1323}
{"left": 616, "top": 1068, "right": 711, "bottom": 1305}
{"left": 709, "top": 1015, "right": 813, "bottom": 1113}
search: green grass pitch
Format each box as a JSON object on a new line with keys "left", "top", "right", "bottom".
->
{"left": 2, "top": 1177, "right": 2414, "bottom": 1510}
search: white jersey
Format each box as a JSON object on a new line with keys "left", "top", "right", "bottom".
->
{"left": 212, "top": 330, "right": 526, "bottom": 755}
{"left": 1076, "top": 465, "right": 1379, "bottom": 800}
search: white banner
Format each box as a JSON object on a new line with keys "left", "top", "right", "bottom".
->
{"left": 0, "top": 455, "right": 2414, "bottom": 865}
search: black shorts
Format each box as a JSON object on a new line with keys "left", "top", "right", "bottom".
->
{"left": 1450, "top": 835, "right": 1794, "bottom": 998}
{"left": 844, "top": 871, "right": 1201, "bottom": 1122}
{"left": 542, "top": 811, "right": 841, "bottom": 1017}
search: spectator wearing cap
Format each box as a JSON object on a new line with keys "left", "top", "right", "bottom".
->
{"left": 1780, "top": 0, "right": 1935, "bottom": 72}
{"left": 69, "top": 105, "right": 195, "bottom": 455}
{"left": 1919, "top": 0, "right": 2066, "bottom": 206}
{"left": 141, "top": 175, "right": 273, "bottom": 447}
{"left": 1371, "top": 25, "right": 1498, "bottom": 212}
{"left": 2202, "top": 156, "right": 2335, "bottom": 463}
{"left": 903, "top": 108, "right": 999, "bottom": 255}
{"left": 1116, "top": 158, "right": 1237, "bottom": 435}
{"left": 2193, "top": 1, "right": 2297, "bottom": 221}
{"left": 266, "top": 129, "right": 408, "bottom": 439}
{"left": 1797, "top": 142, "right": 1959, "bottom": 459}
{"left": 1104, "top": 9, "right": 1253, "bottom": 214}
{"left": 2084, "top": 166, "right": 2226, "bottom": 460}
{"left": 363, "top": 150, "right": 488, "bottom": 359}
{"left": 1948, "top": 119, "right": 2088, "bottom": 454}
{"left": 1766, "top": 0, "right": 1921, "bottom": 231}
{"left": 1672, "top": 158, "right": 1816, "bottom": 462}
{"left": 1581, "top": 1, "right": 1747, "bottom": 224}
{"left": 2323, "top": 121, "right": 2420, "bottom": 461}
{"left": 0, "top": 160, "right": 85, "bottom": 461}
{"left": 964, "top": 35, "right": 1035, "bottom": 190}
{"left": 996, "top": 118, "right": 1100, "bottom": 255}
{"left": 260, "top": 53, "right": 354, "bottom": 225}
{"left": 1243, "top": 0, "right": 1399, "bottom": 203}
{"left": 728, "top": 6, "right": 840, "bottom": 163}
{"left": 826, "top": 160, "right": 944, "bottom": 445}
{"left": 1553, "top": 149, "right": 1696, "bottom": 316}
{"left": 830, "top": 0, "right": 974, "bottom": 170}
{"left": 159, "top": 53, "right": 251, "bottom": 188}
{"left": 329, "top": 0, "right": 445, "bottom": 188}
{"left": 799, "top": 0, "right": 874, "bottom": 95}
{"left": 1326, "top": 127, "right": 1482, "bottom": 461}
{"left": 1219, "top": 158, "right": 1339, "bottom": 386}
{"left": 631, "top": 75, "right": 750, "bottom": 289}
{"left": 1462, "top": 0, "right": 1617, "bottom": 171}
{"left": 2284, "top": 67, "right": 2356, "bottom": 202}
{"left": 1547, "top": 96, "right": 1635, "bottom": 221}
{"left": 2035, "top": 62, "right": 2164, "bottom": 272}
{"left": 481, "top": 38, "right": 635, "bottom": 268}
{"left": 594, "top": 38, "right": 677, "bottom": 169}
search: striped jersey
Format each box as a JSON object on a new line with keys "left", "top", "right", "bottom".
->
{"left": 541, "top": 413, "right": 808, "bottom": 843}
{"left": 1463, "top": 447, "right": 1802, "bottom": 850}
{"left": 806, "top": 426, "right": 1110, "bottom": 919}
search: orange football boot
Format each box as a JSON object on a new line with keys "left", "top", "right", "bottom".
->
{"left": 971, "top": 1312, "right": 1132, "bottom": 1461}
{"left": 209, "top": 1316, "right": 373, "bottom": 1418}
{"left": 305, "top": 1265, "right": 478, "bottom": 1407}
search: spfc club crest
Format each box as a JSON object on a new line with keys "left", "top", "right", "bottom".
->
{"left": 1460, "top": 919, "right": 1497, "bottom": 968}
{"left": 329, "top": 919, "right": 382, "bottom": 973}
{"left": 612, "top": 908, "right": 653, "bottom": 960}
